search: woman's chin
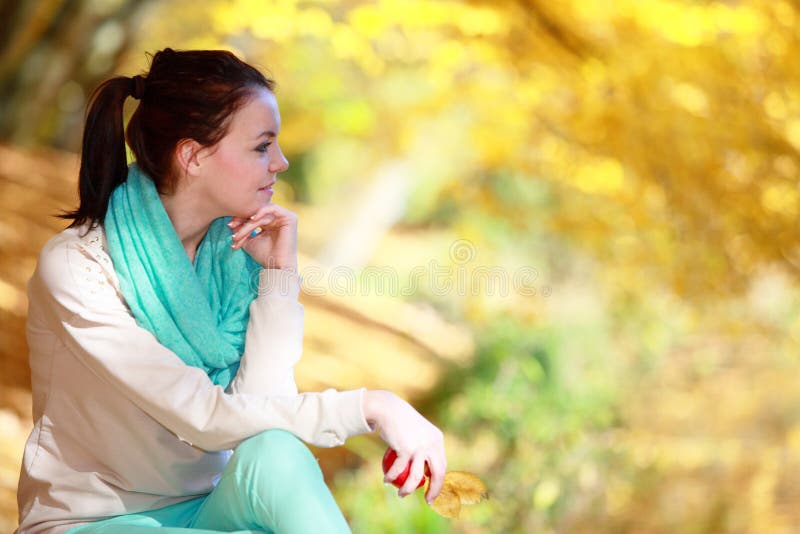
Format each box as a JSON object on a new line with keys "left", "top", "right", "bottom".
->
{"left": 257, "top": 187, "right": 274, "bottom": 201}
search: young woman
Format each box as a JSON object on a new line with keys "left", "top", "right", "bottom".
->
{"left": 16, "top": 48, "right": 446, "bottom": 533}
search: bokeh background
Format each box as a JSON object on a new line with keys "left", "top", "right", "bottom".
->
{"left": 2, "top": 0, "right": 800, "bottom": 532}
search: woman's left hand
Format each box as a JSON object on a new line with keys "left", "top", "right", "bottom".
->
{"left": 227, "top": 203, "right": 298, "bottom": 272}
{"left": 363, "top": 390, "right": 447, "bottom": 504}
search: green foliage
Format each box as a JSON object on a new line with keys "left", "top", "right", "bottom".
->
{"left": 423, "top": 316, "right": 621, "bottom": 532}
{"left": 334, "top": 466, "right": 451, "bottom": 534}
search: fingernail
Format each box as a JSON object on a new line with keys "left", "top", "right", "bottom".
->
{"left": 231, "top": 232, "right": 238, "bottom": 238}
{"left": 250, "top": 215, "right": 256, "bottom": 220}
{"left": 227, "top": 221, "right": 234, "bottom": 227}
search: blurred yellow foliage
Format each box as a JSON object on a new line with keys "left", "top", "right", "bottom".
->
{"left": 2, "top": 0, "right": 799, "bottom": 532}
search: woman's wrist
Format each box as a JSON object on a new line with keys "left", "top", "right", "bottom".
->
{"left": 363, "top": 389, "right": 393, "bottom": 428}
{"left": 258, "top": 257, "right": 298, "bottom": 271}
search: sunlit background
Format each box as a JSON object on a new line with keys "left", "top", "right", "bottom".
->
{"left": 2, "top": 0, "right": 800, "bottom": 532}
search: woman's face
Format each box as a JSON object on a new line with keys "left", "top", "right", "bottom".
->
{"left": 195, "top": 87, "right": 289, "bottom": 218}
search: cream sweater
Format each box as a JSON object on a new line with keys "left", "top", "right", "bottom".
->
{"left": 15, "top": 222, "right": 373, "bottom": 533}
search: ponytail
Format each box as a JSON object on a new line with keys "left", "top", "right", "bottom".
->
{"left": 57, "top": 76, "right": 135, "bottom": 231}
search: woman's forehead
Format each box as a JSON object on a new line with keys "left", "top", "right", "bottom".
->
{"left": 230, "top": 89, "right": 280, "bottom": 137}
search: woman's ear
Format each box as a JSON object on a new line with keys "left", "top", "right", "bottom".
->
{"left": 175, "top": 138, "right": 203, "bottom": 178}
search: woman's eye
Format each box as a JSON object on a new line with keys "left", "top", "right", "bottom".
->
{"left": 256, "top": 143, "right": 271, "bottom": 152}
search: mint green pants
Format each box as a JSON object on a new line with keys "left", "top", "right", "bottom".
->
{"left": 66, "top": 430, "right": 351, "bottom": 533}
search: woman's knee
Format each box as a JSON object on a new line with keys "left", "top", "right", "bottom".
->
{"left": 230, "top": 429, "right": 322, "bottom": 486}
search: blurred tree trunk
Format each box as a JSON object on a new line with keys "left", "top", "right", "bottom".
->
{"left": 0, "top": 0, "right": 151, "bottom": 151}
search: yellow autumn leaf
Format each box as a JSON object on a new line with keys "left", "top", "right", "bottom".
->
{"left": 431, "top": 484, "right": 461, "bottom": 518}
{"left": 444, "top": 470, "right": 489, "bottom": 504}
{"left": 430, "top": 470, "right": 489, "bottom": 518}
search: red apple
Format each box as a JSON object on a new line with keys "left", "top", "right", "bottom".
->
{"left": 382, "top": 447, "right": 430, "bottom": 490}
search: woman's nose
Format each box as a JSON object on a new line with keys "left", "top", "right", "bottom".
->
{"left": 270, "top": 147, "right": 289, "bottom": 173}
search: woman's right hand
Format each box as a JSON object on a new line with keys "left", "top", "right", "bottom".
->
{"left": 363, "top": 389, "right": 447, "bottom": 504}
{"left": 228, "top": 203, "right": 298, "bottom": 271}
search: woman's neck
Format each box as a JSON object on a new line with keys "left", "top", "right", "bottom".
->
{"left": 159, "top": 190, "right": 216, "bottom": 264}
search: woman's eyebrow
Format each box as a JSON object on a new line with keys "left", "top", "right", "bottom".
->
{"left": 255, "top": 130, "right": 277, "bottom": 139}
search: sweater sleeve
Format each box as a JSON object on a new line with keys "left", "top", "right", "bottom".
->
{"left": 225, "top": 268, "right": 304, "bottom": 397}
{"left": 34, "top": 234, "right": 373, "bottom": 452}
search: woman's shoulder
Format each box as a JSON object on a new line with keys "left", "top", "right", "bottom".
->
{"left": 37, "top": 221, "right": 105, "bottom": 272}
{"left": 34, "top": 221, "right": 122, "bottom": 303}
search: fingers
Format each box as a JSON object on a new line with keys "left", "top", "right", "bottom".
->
{"left": 230, "top": 215, "right": 275, "bottom": 250}
{"left": 228, "top": 204, "right": 295, "bottom": 250}
{"left": 227, "top": 204, "right": 283, "bottom": 227}
{"left": 425, "top": 456, "right": 446, "bottom": 504}
{"left": 399, "top": 455, "right": 426, "bottom": 498}
{"left": 384, "top": 453, "right": 412, "bottom": 484}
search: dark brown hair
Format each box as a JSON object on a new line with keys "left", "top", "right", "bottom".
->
{"left": 58, "top": 48, "right": 275, "bottom": 229}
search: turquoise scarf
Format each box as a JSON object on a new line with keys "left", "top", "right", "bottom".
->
{"left": 104, "top": 162, "right": 262, "bottom": 389}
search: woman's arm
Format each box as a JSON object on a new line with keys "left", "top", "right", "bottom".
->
{"left": 33, "top": 233, "right": 372, "bottom": 451}
{"left": 225, "top": 204, "right": 303, "bottom": 396}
